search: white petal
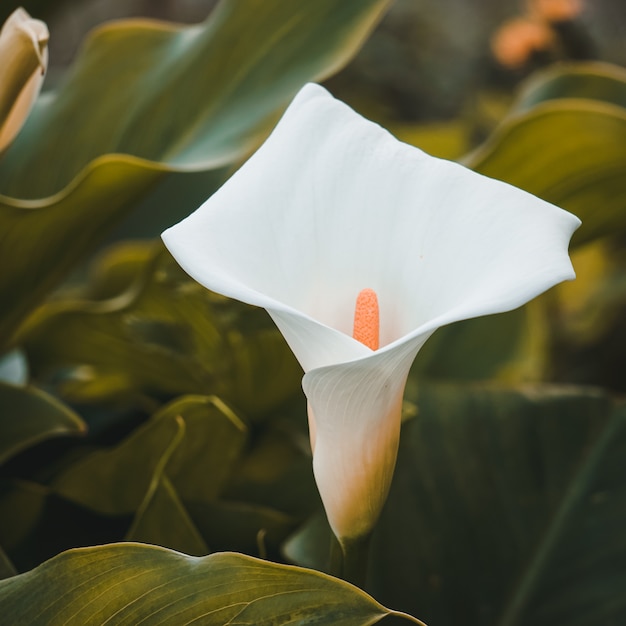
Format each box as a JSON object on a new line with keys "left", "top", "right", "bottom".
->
{"left": 163, "top": 83, "right": 580, "bottom": 542}
{"left": 302, "top": 335, "right": 431, "bottom": 540}
{"left": 163, "top": 83, "right": 580, "bottom": 373}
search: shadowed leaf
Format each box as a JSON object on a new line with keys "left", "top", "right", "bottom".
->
{"left": 0, "top": 381, "right": 86, "bottom": 466}
{"left": 53, "top": 395, "right": 246, "bottom": 515}
{"left": 286, "top": 383, "right": 626, "bottom": 626}
{"left": 23, "top": 246, "right": 302, "bottom": 415}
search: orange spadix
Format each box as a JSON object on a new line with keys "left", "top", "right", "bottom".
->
{"left": 352, "top": 288, "right": 379, "bottom": 350}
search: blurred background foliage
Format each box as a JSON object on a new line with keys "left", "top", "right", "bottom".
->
{"left": 1, "top": 0, "right": 626, "bottom": 624}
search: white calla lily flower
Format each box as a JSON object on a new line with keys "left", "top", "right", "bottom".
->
{"left": 0, "top": 7, "right": 49, "bottom": 153}
{"left": 162, "top": 83, "right": 580, "bottom": 542}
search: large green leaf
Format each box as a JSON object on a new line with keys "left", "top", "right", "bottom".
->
{"left": 22, "top": 245, "right": 302, "bottom": 415}
{"left": 0, "top": 543, "right": 424, "bottom": 625}
{"left": 53, "top": 395, "right": 246, "bottom": 515}
{"left": 0, "top": 381, "right": 86, "bottom": 466}
{"left": 0, "top": 0, "right": 391, "bottom": 348}
{"left": 370, "top": 384, "right": 625, "bottom": 625}
{"left": 466, "top": 65, "right": 626, "bottom": 248}
{"left": 286, "top": 383, "right": 626, "bottom": 625}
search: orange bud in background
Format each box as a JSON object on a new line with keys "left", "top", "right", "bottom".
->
{"left": 491, "top": 17, "right": 555, "bottom": 69}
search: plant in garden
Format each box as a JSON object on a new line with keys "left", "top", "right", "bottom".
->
{"left": 2, "top": 0, "right": 626, "bottom": 623}
{"left": 162, "top": 83, "right": 580, "bottom": 573}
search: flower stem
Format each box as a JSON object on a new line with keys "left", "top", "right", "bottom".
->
{"left": 339, "top": 534, "right": 371, "bottom": 589}
{"left": 328, "top": 534, "right": 343, "bottom": 579}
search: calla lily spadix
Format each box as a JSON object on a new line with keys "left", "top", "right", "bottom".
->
{"left": 0, "top": 7, "right": 49, "bottom": 154}
{"left": 162, "top": 83, "right": 580, "bottom": 543}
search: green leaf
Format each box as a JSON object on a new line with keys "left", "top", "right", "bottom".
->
{"left": 0, "top": 480, "right": 130, "bottom": 573}
{"left": 0, "top": 161, "right": 164, "bottom": 350}
{"left": 514, "top": 62, "right": 626, "bottom": 113}
{"left": 128, "top": 474, "right": 210, "bottom": 557}
{"left": 126, "top": 416, "right": 209, "bottom": 556}
{"left": 410, "top": 305, "right": 532, "bottom": 381}
{"left": 0, "top": 543, "right": 424, "bottom": 625}
{"left": 224, "top": 413, "right": 320, "bottom": 518}
{"left": 23, "top": 246, "right": 302, "bottom": 415}
{"left": 187, "top": 500, "right": 297, "bottom": 557}
{"left": 467, "top": 93, "right": 626, "bottom": 250}
{"left": 0, "top": 480, "right": 48, "bottom": 557}
{"left": 286, "top": 383, "right": 626, "bottom": 625}
{"left": 0, "top": 0, "right": 391, "bottom": 347}
{"left": 375, "top": 384, "right": 625, "bottom": 625}
{"left": 53, "top": 395, "right": 247, "bottom": 515}
{"left": 0, "top": 381, "right": 86, "bottom": 466}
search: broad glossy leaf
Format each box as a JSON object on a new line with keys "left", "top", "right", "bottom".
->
{"left": 0, "top": 160, "right": 163, "bottom": 349}
{"left": 23, "top": 246, "right": 302, "bottom": 414}
{"left": 0, "top": 0, "right": 391, "bottom": 347}
{"left": 467, "top": 101, "right": 626, "bottom": 248}
{"left": 371, "top": 384, "right": 626, "bottom": 625}
{"left": 286, "top": 383, "right": 625, "bottom": 625}
{"left": 0, "top": 381, "right": 86, "bottom": 465}
{"left": 53, "top": 395, "right": 246, "bottom": 515}
{"left": 0, "top": 543, "right": 424, "bottom": 625}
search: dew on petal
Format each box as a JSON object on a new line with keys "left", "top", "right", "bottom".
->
{"left": 353, "top": 288, "right": 379, "bottom": 350}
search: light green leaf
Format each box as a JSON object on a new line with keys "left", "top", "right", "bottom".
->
{"left": 467, "top": 94, "right": 626, "bottom": 249}
{"left": 53, "top": 395, "right": 246, "bottom": 515}
{"left": 0, "top": 0, "right": 391, "bottom": 348}
{"left": 0, "top": 381, "right": 86, "bottom": 466}
{"left": 0, "top": 543, "right": 424, "bottom": 625}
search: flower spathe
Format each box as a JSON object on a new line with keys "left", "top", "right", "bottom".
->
{"left": 162, "top": 83, "right": 580, "bottom": 542}
{"left": 0, "top": 8, "right": 49, "bottom": 153}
